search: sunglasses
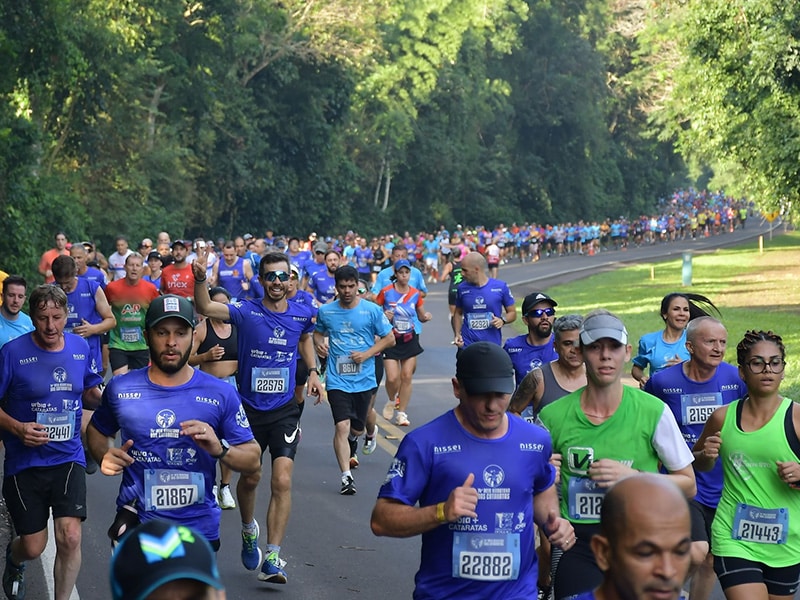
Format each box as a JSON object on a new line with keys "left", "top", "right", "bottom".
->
{"left": 358, "top": 287, "right": 367, "bottom": 294}
{"left": 527, "top": 307, "right": 556, "bottom": 318}
{"left": 263, "top": 270, "right": 290, "bottom": 282}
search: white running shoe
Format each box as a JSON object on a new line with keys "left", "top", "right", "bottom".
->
{"left": 218, "top": 484, "right": 236, "bottom": 509}
{"left": 395, "top": 411, "right": 410, "bottom": 426}
{"left": 381, "top": 400, "right": 395, "bottom": 420}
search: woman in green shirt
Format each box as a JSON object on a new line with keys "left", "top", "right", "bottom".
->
{"left": 694, "top": 330, "right": 800, "bottom": 600}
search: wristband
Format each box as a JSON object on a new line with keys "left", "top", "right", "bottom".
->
{"left": 436, "top": 502, "right": 447, "bottom": 523}
{"left": 194, "top": 276, "right": 207, "bottom": 283}
{"left": 308, "top": 367, "right": 319, "bottom": 375}
{"left": 500, "top": 315, "right": 507, "bottom": 324}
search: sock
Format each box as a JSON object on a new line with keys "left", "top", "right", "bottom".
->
{"left": 365, "top": 427, "right": 376, "bottom": 439}
{"left": 266, "top": 544, "right": 280, "bottom": 556}
{"left": 242, "top": 520, "right": 257, "bottom": 534}
{"left": 342, "top": 470, "right": 352, "bottom": 480}
{"left": 348, "top": 433, "right": 358, "bottom": 443}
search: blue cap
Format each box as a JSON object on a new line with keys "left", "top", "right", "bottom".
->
{"left": 393, "top": 259, "right": 412, "bottom": 271}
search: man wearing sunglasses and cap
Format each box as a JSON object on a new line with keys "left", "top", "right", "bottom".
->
{"left": 537, "top": 309, "right": 696, "bottom": 600}
{"left": 371, "top": 341, "right": 574, "bottom": 600}
{"left": 503, "top": 291, "right": 559, "bottom": 385}
{"left": 192, "top": 250, "right": 323, "bottom": 586}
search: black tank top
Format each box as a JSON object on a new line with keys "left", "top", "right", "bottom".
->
{"left": 197, "top": 320, "right": 238, "bottom": 361}
{"left": 448, "top": 263, "right": 463, "bottom": 295}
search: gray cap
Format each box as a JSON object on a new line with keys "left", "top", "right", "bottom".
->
{"left": 579, "top": 312, "right": 628, "bottom": 345}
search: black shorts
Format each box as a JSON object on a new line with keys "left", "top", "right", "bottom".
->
{"left": 244, "top": 401, "right": 302, "bottom": 463}
{"left": 553, "top": 522, "right": 602, "bottom": 600}
{"left": 448, "top": 289, "right": 458, "bottom": 306}
{"left": 3, "top": 462, "right": 87, "bottom": 535}
{"left": 383, "top": 333, "right": 423, "bottom": 361}
{"left": 295, "top": 357, "right": 309, "bottom": 386}
{"left": 714, "top": 555, "right": 800, "bottom": 596}
{"left": 689, "top": 499, "right": 715, "bottom": 547}
{"left": 374, "top": 354, "right": 384, "bottom": 387}
{"left": 328, "top": 388, "right": 375, "bottom": 430}
{"left": 109, "top": 348, "right": 150, "bottom": 371}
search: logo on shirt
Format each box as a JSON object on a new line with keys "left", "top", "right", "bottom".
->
{"left": 151, "top": 409, "right": 179, "bottom": 439}
{"left": 121, "top": 303, "right": 142, "bottom": 315}
{"left": 19, "top": 356, "right": 38, "bottom": 365}
{"left": 568, "top": 446, "right": 594, "bottom": 474}
{"left": 663, "top": 387, "right": 681, "bottom": 394}
{"left": 528, "top": 358, "right": 543, "bottom": 371}
{"left": 384, "top": 457, "right": 406, "bottom": 483}
{"left": 50, "top": 367, "right": 72, "bottom": 392}
{"left": 236, "top": 405, "right": 250, "bottom": 429}
{"left": 519, "top": 442, "right": 544, "bottom": 452}
{"left": 482, "top": 465, "right": 505, "bottom": 488}
{"left": 474, "top": 296, "right": 486, "bottom": 308}
{"left": 433, "top": 444, "right": 462, "bottom": 455}
{"left": 269, "top": 325, "right": 288, "bottom": 346}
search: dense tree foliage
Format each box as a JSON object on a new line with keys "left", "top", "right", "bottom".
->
{"left": 2, "top": 0, "right": 793, "bottom": 281}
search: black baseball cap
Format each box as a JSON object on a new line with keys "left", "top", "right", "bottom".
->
{"left": 455, "top": 342, "right": 515, "bottom": 395}
{"left": 170, "top": 239, "right": 190, "bottom": 249}
{"left": 145, "top": 295, "right": 195, "bottom": 329}
{"left": 147, "top": 251, "right": 163, "bottom": 262}
{"left": 521, "top": 291, "right": 558, "bottom": 315}
{"left": 110, "top": 519, "right": 223, "bottom": 600}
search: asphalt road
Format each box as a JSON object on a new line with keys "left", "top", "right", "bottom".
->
{"left": 2, "top": 218, "right": 789, "bottom": 599}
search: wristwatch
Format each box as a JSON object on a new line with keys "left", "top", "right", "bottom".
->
{"left": 212, "top": 439, "right": 230, "bottom": 460}
{"left": 308, "top": 367, "right": 319, "bottom": 375}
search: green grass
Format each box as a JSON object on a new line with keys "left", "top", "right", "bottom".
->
{"left": 527, "top": 231, "right": 800, "bottom": 399}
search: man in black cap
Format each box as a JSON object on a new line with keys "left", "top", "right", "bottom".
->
{"left": 371, "top": 341, "right": 574, "bottom": 600}
{"left": 110, "top": 520, "right": 226, "bottom": 600}
{"left": 503, "top": 291, "right": 559, "bottom": 385}
{"left": 88, "top": 294, "right": 260, "bottom": 548}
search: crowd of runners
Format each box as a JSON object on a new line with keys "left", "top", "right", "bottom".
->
{"left": 0, "top": 186, "right": 793, "bottom": 600}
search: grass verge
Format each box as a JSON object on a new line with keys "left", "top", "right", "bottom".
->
{"left": 540, "top": 230, "right": 800, "bottom": 400}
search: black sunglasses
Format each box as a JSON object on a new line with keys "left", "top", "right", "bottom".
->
{"left": 527, "top": 307, "right": 556, "bottom": 318}
{"left": 263, "top": 270, "right": 290, "bottom": 282}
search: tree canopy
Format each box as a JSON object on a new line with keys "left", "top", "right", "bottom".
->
{"left": 1, "top": 0, "right": 794, "bottom": 279}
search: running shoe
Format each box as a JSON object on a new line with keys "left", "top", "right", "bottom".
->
{"left": 241, "top": 522, "right": 263, "bottom": 571}
{"left": 340, "top": 475, "right": 357, "bottom": 495}
{"left": 349, "top": 438, "right": 359, "bottom": 469}
{"left": 2, "top": 544, "right": 25, "bottom": 600}
{"left": 381, "top": 400, "right": 395, "bottom": 420}
{"left": 218, "top": 484, "right": 236, "bottom": 510}
{"left": 395, "top": 411, "right": 410, "bottom": 426}
{"left": 258, "top": 551, "right": 287, "bottom": 584}
{"left": 363, "top": 432, "right": 377, "bottom": 455}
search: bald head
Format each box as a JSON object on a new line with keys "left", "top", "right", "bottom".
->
{"left": 601, "top": 474, "right": 689, "bottom": 540}
{"left": 592, "top": 474, "right": 691, "bottom": 600}
{"left": 462, "top": 251, "right": 486, "bottom": 270}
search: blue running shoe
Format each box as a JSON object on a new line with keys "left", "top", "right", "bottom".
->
{"left": 241, "top": 522, "right": 263, "bottom": 571}
{"left": 258, "top": 551, "right": 288, "bottom": 584}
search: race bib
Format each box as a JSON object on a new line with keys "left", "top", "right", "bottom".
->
{"left": 452, "top": 532, "right": 520, "bottom": 581}
{"left": 393, "top": 316, "right": 412, "bottom": 333}
{"left": 567, "top": 476, "right": 606, "bottom": 520}
{"left": 144, "top": 470, "right": 205, "bottom": 511}
{"left": 680, "top": 392, "right": 722, "bottom": 426}
{"left": 733, "top": 503, "right": 788, "bottom": 544}
{"left": 36, "top": 411, "right": 76, "bottom": 442}
{"left": 120, "top": 327, "right": 142, "bottom": 343}
{"left": 466, "top": 312, "right": 491, "bottom": 331}
{"left": 251, "top": 367, "right": 289, "bottom": 394}
{"left": 336, "top": 356, "right": 362, "bottom": 376}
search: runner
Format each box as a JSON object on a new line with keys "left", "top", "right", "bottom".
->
{"left": 189, "top": 286, "right": 242, "bottom": 510}
{"left": 538, "top": 310, "right": 695, "bottom": 600}
{"left": 694, "top": 330, "right": 800, "bottom": 600}
{"left": 314, "top": 265, "right": 394, "bottom": 495}
{"left": 192, "top": 249, "right": 323, "bottom": 584}
{"left": 375, "top": 259, "right": 432, "bottom": 427}
{"left": 0, "top": 285, "right": 103, "bottom": 600}
{"left": 453, "top": 252, "right": 515, "bottom": 348}
{"left": 87, "top": 295, "right": 260, "bottom": 548}
{"left": 370, "top": 342, "right": 575, "bottom": 600}
{"left": 503, "top": 292, "right": 559, "bottom": 385}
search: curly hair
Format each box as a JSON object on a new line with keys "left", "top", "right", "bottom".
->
{"left": 736, "top": 330, "right": 786, "bottom": 367}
